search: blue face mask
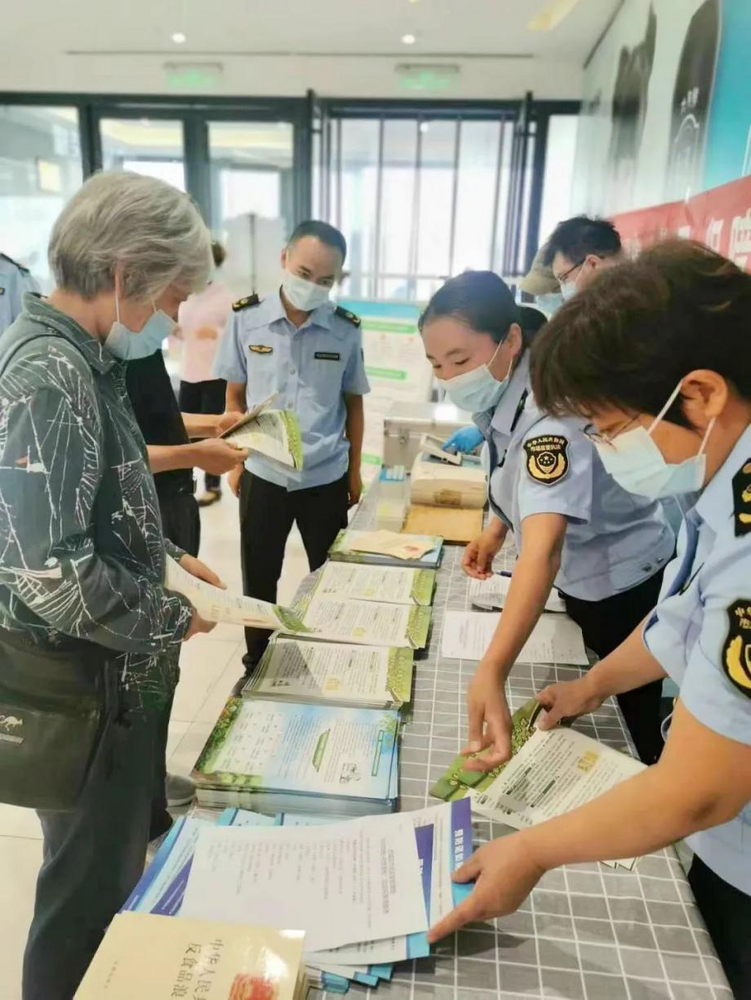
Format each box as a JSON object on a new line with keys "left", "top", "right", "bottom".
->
{"left": 105, "top": 297, "right": 177, "bottom": 361}
{"left": 439, "top": 341, "right": 512, "bottom": 413}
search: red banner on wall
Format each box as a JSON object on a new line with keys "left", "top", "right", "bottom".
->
{"left": 611, "top": 174, "right": 751, "bottom": 272}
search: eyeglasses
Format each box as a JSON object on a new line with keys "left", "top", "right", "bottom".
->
{"left": 555, "top": 258, "right": 585, "bottom": 285}
{"left": 582, "top": 415, "right": 640, "bottom": 447}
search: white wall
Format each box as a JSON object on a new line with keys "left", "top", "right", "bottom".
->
{"left": 0, "top": 53, "right": 582, "bottom": 101}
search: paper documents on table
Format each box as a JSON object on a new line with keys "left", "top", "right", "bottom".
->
{"left": 244, "top": 637, "right": 414, "bottom": 708}
{"left": 165, "top": 556, "right": 309, "bottom": 632}
{"left": 314, "top": 561, "right": 436, "bottom": 606}
{"left": 221, "top": 392, "right": 303, "bottom": 470}
{"left": 469, "top": 574, "right": 567, "bottom": 614}
{"left": 471, "top": 726, "right": 645, "bottom": 869}
{"left": 180, "top": 813, "right": 429, "bottom": 953}
{"left": 74, "top": 913, "right": 307, "bottom": 1000}
{"left": 289, "top": 594, "right": 431, "bottom": 649}
{"left": 329, "top": 528, "right": 443, "bottom": 569}
{"left": 440, "top": 609, "right": 588, "bottom": 664}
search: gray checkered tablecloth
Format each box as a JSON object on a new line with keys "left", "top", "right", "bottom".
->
{"left": 316, "top": 494, "right": 732, "bottom": 1000}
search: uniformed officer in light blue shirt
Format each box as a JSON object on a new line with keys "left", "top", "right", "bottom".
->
{"left": 505, "top": 239, "right": 751, "bottom": 996}
{"left": 419, "top": 270, "right": 674, "bottom": 768}
{"left": 215, "top": 220, "right": 370, "bottom": 670}
{"left": 0, "top": 252, "right": 40, "bottom": 332}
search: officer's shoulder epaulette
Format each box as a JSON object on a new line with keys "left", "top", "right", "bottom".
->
{"left": 0, "top": 253, "right": 30, "bottom": 275}
{"left": 334, "top": 305, "right": 361, "bottom": 328}
{"left": 232, "top": 293, "right": 261, "bottom": 313}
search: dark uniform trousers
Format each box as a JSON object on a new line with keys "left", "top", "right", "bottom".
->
{"left": 149, "top": 488, "right": 201, "bottom": 840}
{"left": 688, "top": 855, "right": 751, "bottom": 998}
{"left": 562, "top": 567, "right": 666, "bottom": 765}
{"left": 178, "top": 378, "right": 227, "bottom": 492}
{"left": 240, "top": 469, "right": 349, "bottom": 667}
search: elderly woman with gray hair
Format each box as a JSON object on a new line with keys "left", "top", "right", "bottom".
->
{"left": 0, "top": 172, "right": 236, "bottom": 1000}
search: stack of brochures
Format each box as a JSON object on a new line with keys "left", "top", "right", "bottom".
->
{"left": 191, "top": 697, "right": 400, "bottom": 815}
{"left": 328, "top": 528, "right": 443, "bottom": 569}
{"left": 243, "top": 638, "right": 414, "bottom": 709}
{"left": 121, "top": 799, "right": 474, "bottom": 994}
{"left": 75, "top": 912, "right": 308, "bottom": 999}
{"left": 288, "top": 593, "right": 432, "bottom": 649}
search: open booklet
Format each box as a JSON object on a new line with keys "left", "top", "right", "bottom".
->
{"left": 164, "top": 556, "right": 309, "bottom": 633}
{"left": 288, "top": 594, "right": 432, "bottom": 649}
{"left": 244, "top": 638, "right": 414, "bottom": 708}
{"left": 221, "top": 392, "right": 303, "bottom": 471}
{"left": 313, "top": 561, "right": 436, "bottom": 606}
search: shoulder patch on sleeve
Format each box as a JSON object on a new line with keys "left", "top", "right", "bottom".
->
{"left": 723, "top": 600, "right": 751, "bottom": 697}
{"left": 732, "top": 459, "right": 751, "bottom": 536}
{"left": 523, "top": 434, "right": 569, "bottom": 486}
{"left": 232, "top": 293, "right": 261, "bottom": 313}
{"left": 334, "top": 305, "right": 361, "bottom": 328}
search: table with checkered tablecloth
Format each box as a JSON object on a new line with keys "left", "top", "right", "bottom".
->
{"left": 316, "top": 492, "right": 732, "bottom": 1000}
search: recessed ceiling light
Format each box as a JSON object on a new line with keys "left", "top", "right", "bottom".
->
{"left": 171, "top": 31, "right": 187, "bottom": 44}
{"left": 419, "top": 121, "right": 430, "bottom": 133}
{"left": 402, "top": 33, "right": 417, "bottom": 45}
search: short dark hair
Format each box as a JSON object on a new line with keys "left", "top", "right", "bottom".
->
{"left": 211, "top": 240, "right": 226, "bottom": 268}
{"left": 418, "top": 270, "right": 546, "bottom": 349}
{"left": 531, "top": 240, "right": 751, "bottom": 427}
{"left": 541, "top": 216, "right": 622, "bottom": 267}
{"left": 288, "top": 220, "right": 347, "bottom": 263}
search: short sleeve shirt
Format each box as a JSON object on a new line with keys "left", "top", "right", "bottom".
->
{"left": 0, "top": 254, "right": 40, "bottom": 333}
{"left": 213, "top": 291, "right": 370, "bottom": 490}
{"left": 643, "top": 423, "right": 751, "bottom": 894}
{"left": 474, "top": 353, "right": 674, "bottom": 601}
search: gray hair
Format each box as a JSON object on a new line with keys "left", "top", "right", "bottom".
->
{"left": 48, "top": 171, "right": 212, "bottom": 301}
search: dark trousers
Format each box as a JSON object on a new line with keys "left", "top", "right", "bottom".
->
{"left": 239, "top": 470, "right": 349, "bottom": 666}
{"left": 23, "top": 710, "right": 162, "bottom": 1000}
{"left": 149, "top": 491, "right": 200, "bottom": 839}
{"left": 689, "top": 855, "right": 751, "bottom": 998}
{"left": 562, "top": 568, "right": 666, "bottom": 765}
{"left": 178, "top": 378, "right": 227, "bottom": 492}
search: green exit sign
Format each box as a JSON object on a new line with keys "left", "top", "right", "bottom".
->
{"left": 164, "top": 62, "right": 224, "bottom": 92}
{"left": 396, "top": 64, "right": 460, "bottom": 92}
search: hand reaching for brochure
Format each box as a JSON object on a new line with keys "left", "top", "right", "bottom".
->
{"left": 462, "top": 522, "right": 505, "bottom": 580}
{"left": 193, "top": 438, "right": 249, "bottom": 475}
{"left": 536, "top": 675, "right": 605, "bottom": 730}
{"left": 462, "top": 662, "right": 513, "bottom": 772}
{"left": 427, "top": 833, "right": 544, "bottom": 943}
{"left": 215, "top": 410, "right": 244, "bottom": 436}
{"left": 443, "top": 426, "right": 483, "bottom": 454}
{"left": 179, "top": 554, "right": 226, "bottom": 589}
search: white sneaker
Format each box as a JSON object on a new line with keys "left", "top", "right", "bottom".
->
{"left": 166, "top": 773, "right": 196, "bottom": 808}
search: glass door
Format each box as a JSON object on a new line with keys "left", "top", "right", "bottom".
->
{"left": 99, "top": 117, "right": 186, "bottom": 191}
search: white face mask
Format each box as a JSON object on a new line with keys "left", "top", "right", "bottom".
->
{"left": 560, "top": 281, "right": 578, "bottom": 302}
{"left": 104, "top": 296, "right": 177, "bottom": 361}
{"left": 439, "top": 341, "right": 513, "bottom": 413}
{"left": 282, "top": 271, "right": 331, "bottom": 312}
{"left": 594, "top": 380, "right": 716, "bottom": 500}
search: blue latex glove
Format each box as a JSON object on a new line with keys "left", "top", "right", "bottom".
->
{"left": 443, "top": 426, "right": 483, "bottom": 454}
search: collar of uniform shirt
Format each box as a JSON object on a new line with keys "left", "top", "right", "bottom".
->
{"left": 489, "top": 349, "right": 531, "bottom": 434}
{"left": 266, "top": 287, "right": 345, "bottom": 339}
{"left": 21, "top": 291, "right": 117, "bottom": 376}
{"left": 693, "top": 419, "right": 751, "bottom": 533}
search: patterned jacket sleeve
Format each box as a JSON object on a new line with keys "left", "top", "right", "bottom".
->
{"left": 0, "top": 369, "right": 193, "bottom": 653}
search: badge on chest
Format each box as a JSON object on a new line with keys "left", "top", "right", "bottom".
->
{"left": 315, "top": 351, "right": 341, "bottom": 361}
{"left": 723, "top": 600, "right": 751, "bottom": 697}
{"left": 249, "top": 344, "right": 273, "bottom": 354}
{"left": 523, "top": 434, "right": 569, "bottom": 486}
{"left": 732, "top": 459, "right": 751, "bottom": 536}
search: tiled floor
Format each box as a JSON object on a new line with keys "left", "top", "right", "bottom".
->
{"left": 0, "top": 486, "right": 311, "bottom": 1000}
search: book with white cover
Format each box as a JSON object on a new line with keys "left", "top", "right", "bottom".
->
{"left": 74, "top": 912, "right": 307, "bottom": 1000}
{"left": 244, "top": 637, "right": 414, "bottom": 709}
